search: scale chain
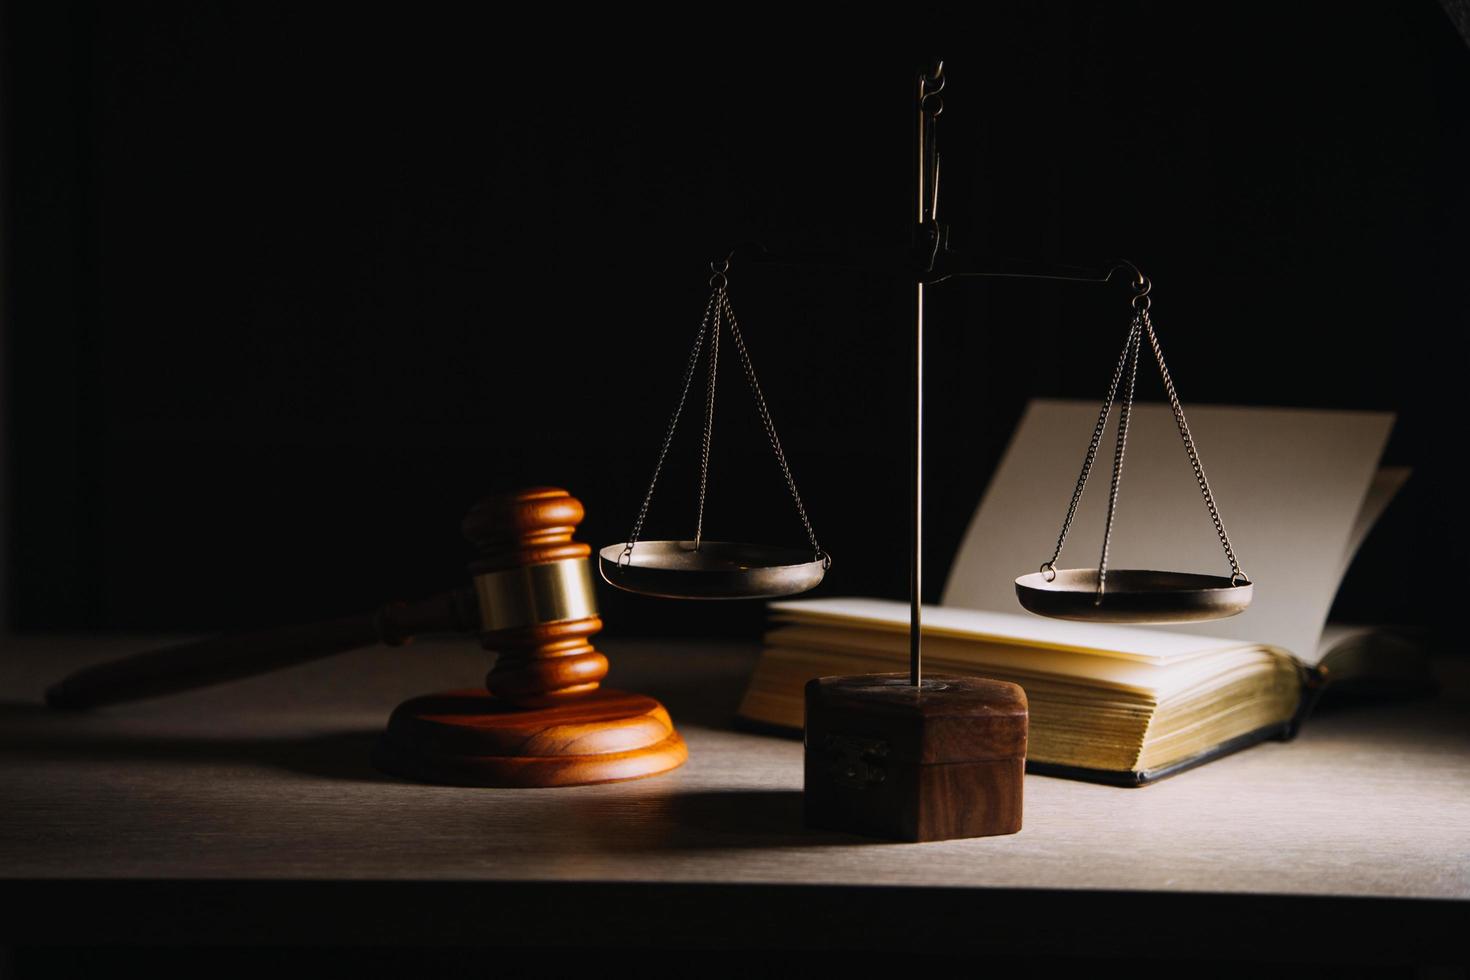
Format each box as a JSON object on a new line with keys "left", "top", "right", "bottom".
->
{"left": 619, "top": 290, "right": 719, "bottom": 566}
{"left": 1142, "top": 309, "right": 1249, "bottom": 585}
{"left": 1041, "top": 315, "right": 1143, "bottom": 580}
{"left": 719, "top": 290, "right": 825, "bottom": 564}
{"left": 694, "top": 291, "right": 722, "bottom": 551}
{"left": 621, "top": 278, "right": 825, "bottom": 568}
{"left": 1096, "top": 317, "right": 1143, "bottom": 601}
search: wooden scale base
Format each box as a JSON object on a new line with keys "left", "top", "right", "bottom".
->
{"left": 373, "top": 487, "right": 686, "bottom": 788}
{"left": 376, "top": 687, "right": 686, "bottom": 787}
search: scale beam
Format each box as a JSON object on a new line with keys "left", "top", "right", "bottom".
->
{"left": 725, "top": 241, "right": 1143, "bottom": 290}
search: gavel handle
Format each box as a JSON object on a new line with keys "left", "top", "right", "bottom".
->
{"left": 45, "top": 587, "right": 481, "bottom": 710}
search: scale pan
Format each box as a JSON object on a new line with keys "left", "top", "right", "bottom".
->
{"left": 599, "top": 541, "right": 827, "bottom": 600}
{"left": 1014, "top": 568, "right": 1252, "bottom": 624}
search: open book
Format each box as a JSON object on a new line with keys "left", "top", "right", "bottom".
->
{"left": 738, "top": 401, "right": 1426, "bottom": 784}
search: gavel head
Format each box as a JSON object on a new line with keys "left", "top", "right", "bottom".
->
{"left": 461, "top": 487, "right": 607, "bottom": 705}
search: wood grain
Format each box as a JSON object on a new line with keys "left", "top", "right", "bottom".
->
{"left": 804, "top": 673, "right": 1026, "bottom": 841}
{"left": 376, "top": 687, "right": 687, "bottom": 786}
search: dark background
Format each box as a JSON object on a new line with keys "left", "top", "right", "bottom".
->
{"left": 4, "top": 4, "right": 1468, "bottom": 643}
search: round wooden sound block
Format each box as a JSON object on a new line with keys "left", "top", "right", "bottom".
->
{"left": 374, "top": 688, "right": 687, "bottom": 787}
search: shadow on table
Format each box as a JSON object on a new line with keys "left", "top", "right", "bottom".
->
{"left": 0, "top": 701, "right": 389, "bottom": 782}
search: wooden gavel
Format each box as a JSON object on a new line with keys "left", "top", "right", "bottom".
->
{"left": 48, "top": 488, "right": 607, "bottom": 710}
{"left": 47, "top": 488, "right": 687, "bottom": 786}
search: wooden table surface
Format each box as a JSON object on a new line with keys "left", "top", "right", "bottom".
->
{"left": 2, "top": 634, "right": 1467, "bottom": 960}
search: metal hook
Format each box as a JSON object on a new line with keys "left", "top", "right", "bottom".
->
{"left": 923, "top": 60, "right": 945, "bottom": 92}
{"left": 709, "top": 255, "right": 731, "bottom": 290}
{"left": 1105, "top": 260, "right": 1151, "bottom": 312}
{"left": 1107, "top": 259, "right": 1145, "bottom": 288}
{"left": 921, "top": 62, "right": 946, "bottom": 119}
{"left": 1131, "top": 274, "right": 1151, "bottom": 312}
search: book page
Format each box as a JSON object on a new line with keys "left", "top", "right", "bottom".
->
{"left": 941, "top": 400, "right": 1393, "bottom": 662}
{"left": 765, "top": 620, "right": 1284, "bottom": 698}
{"left": 1338, "top": 467, "right": 1410, "bottom": 583}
